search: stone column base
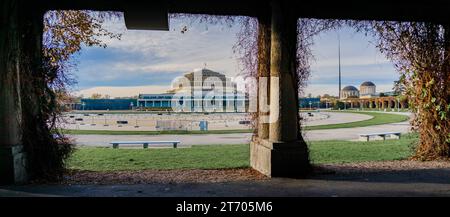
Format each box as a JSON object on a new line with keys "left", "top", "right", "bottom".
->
{"left": 0, "top": 145, "right": 27, "bottom": 184}
{"left": 250, "top": 139, "right": 310, "bottom": 178}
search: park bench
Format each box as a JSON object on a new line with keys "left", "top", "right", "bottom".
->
{"left": 110, "top": 140, "right": 181, "bottom": 149}
{"left": 358, "top": 132, "right": 401, "bottom": 142}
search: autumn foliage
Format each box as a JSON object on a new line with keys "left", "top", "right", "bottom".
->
{"left": 371, "top": 22, "right": 450, "bottom": 160}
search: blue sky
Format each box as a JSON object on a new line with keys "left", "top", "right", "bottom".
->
{"left": 71, "top": 16, "right": 399, "bottom": 97}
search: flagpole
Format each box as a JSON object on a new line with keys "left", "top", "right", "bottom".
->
{"left": 338, "top": 33, "right": 341, "bottom": 99}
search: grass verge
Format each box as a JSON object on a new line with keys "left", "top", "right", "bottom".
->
{"left": 67, "top": 144, "right": 250, "bottom": 171}
{"left": 309, "top": 134, "right": 417, "bottom": 164}
{"left": 67, "top": 134, "right": 417, "bottom": 171}
{"left": 304, "top": 111, "right": 409, "bottom": 130}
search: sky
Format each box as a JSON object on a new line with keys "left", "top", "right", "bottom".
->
{"left": 70, "top": 15, "right": 399, "bottom": 98}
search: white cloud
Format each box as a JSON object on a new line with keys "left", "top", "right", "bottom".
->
{"left": 111, "top": 58, "right": 237, "bottom": 75}
{"left": 74, "top": 85, "right": 171, "bottom": 98}
{"left": 94, "top": 16, "right": 241, "bottom": 76}
{"left": 72, "top": 17, "right": 402, "bottom": 99}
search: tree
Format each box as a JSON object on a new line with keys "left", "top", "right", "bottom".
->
{"left": 353, "top": 21, "right": 450, "bottom": 160}
{"left": 393, "top": 78, "right": 406, "bottom": 95}
{"left": 19, "top": 9, "right": 121, "bottom": 180}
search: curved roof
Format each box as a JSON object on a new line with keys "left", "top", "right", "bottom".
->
{"left": 360, "top": 81, "right": 376, "bottom": 87}
{"left": 183, "top": 68, "right": 226, "bottom": 81}
{"left": 342, "top": 86, "right": 359, "bottom": 91}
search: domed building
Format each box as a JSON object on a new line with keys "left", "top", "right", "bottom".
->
{"left": 137, "top": 68, "right": 247, "bottom": 112}
{"left": 341, "top": 85, "right": 359, "bottom": 99}
{"left": 360, "top": 81, "right": 376, "bottom": 97}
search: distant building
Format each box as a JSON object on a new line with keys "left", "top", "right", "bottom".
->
{"left": 299, "top": 97, "right": 321, "bottom": 109}
{"left": 340, "top": 85, "right": 360, "bottom": 99}
{"left": 74, "top": 69, "right": 248, "bottom": 112}
{"left": 359, "top": 81, "right": 377, "bottom": 98}
{"left": 80, "top": 98, "right": 137, "bottom": 110}
{"left": 137, "top": 93, "right": 174, "bottom": 108}
{"left": 137, "top": 68, "right": 248, "bottom": 112}
{"left": 336, "top": 81, "right": 409, "bottom": 110}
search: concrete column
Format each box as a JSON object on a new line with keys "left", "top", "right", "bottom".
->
{"left": 251, "top": 0, "right": 309, "bottom": 178}
{"left": 257, "top": 11, "right": 271, "bottom": 140}
{"left": 268, "top": 2, "right": 298, "bottom": 142}
{"left": 0, "top": 0, "right": 27, "bottom": 184}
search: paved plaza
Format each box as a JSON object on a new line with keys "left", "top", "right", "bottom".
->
{"left": 68, "top": 111, "right": 411, "bottom": 147}
{"left": 3, "top": 165, "right": 450, "bottom": 197}
{"left": 62, "top": 111, "right": 373, "bottom": 131}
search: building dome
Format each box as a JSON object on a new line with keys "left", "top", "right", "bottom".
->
{"left": 360, "top": 81, "right": 376, "bottom": 87}
{"left": 360, "top": 81, "right": 376, "bottom": 96}
{"left": 341, "top": 86, "right": 359, "bottom": 99}
{"left": 342, "top": 86, "right": 358, "bottom": 91}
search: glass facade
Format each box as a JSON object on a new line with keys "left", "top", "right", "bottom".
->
{"left": 80, "top": 99, "right": 137, "bottom": 110}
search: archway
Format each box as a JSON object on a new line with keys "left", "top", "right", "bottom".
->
{"left": 1, "top": 0, "right": 450, "bottom": 184}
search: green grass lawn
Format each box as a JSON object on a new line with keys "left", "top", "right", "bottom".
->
{"left": 67, "top": 144, "right": 250, "bottom": 171}
{"left": 304, "top": 111, "right": 409, "bottom": 130}
{"left": 308, "top": 134, "right": 417, "bottom": 164}
{"left": 67, "top": 135, "right": 417, "bottom": 171}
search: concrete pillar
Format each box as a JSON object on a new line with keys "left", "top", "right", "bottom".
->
{"left": 0, "top": 0, "right": 27, "bottom": 184}
{"left": 267, "top": 3, "right": 298, "bottom": 142}
{"left": 251, "top": 0, "right": 309, "bottom": 177}
{"left": 257, "top": 10, "right": 271, "bottom": 140}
